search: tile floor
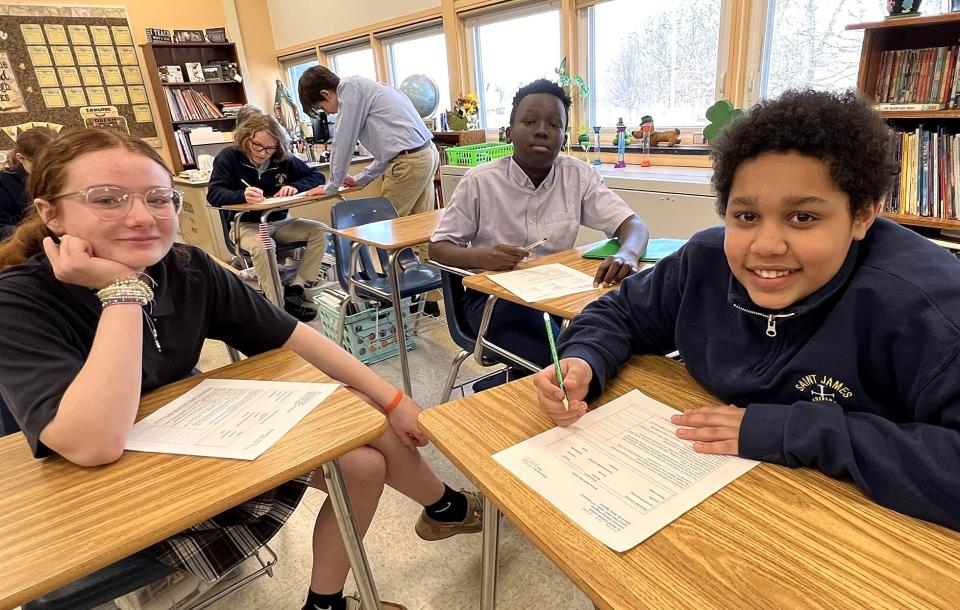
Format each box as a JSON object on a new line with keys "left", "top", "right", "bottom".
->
{"left": 191, "top": 315, "right": 596, "bottom": 610}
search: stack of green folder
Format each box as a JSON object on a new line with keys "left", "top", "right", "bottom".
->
{"left": 582, "top": 238, "right": 687, "bottom": 262}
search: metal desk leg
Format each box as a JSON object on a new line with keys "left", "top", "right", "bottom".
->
{"left": 322, "top": 459, "right": 381, "bottom": 610}
{"left": 560, "top": 318, "right": 571, "bottom": 331}
{"left": 472, "top": 295, "right": 541, "bottom": 373}
{"left": 480, "top": 496, "right": 501, "bottom": 610}
{"left": 387, "top": 250, "right": 413, "bottom": 396}
{"left": 259, "top": 212, "right": 284, "bottom": 308}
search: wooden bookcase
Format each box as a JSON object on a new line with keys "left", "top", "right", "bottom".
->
{"left": 141, "top": 42, "right": 247, "bottom": 173}
{"left": 848, "top": 12, "right": 960, "bottom": 232}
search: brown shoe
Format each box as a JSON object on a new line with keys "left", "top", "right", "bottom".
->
{"left": 344, "top": 595, "right": 406, "bottom": 610}
{"left": 415, "top": 489, "right": 483, "bottom": 541}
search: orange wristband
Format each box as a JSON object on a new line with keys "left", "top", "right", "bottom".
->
{"left": 384, "top": 389, "right": 404, "bottom": 413}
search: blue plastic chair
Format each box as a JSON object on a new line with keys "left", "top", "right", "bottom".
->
{"left": 330, "top": 197, "right": 442, "bottom": 348}
{"left": 0, "top": 394, "right": 276, "bottom": 610}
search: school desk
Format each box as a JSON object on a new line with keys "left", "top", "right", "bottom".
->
{"left": 419, "top": 355, "right": 960, "bottom": 610}
{"left": 335, "top": 209, "right": 443, "bottom": 396}
{"left": 0, "top": 348, "right": 390, "bottom": 610}
{"left": 221, "top": 187, "right": 359, "bottom": 308}
{"left": 461, "top": 242, "right": 651, "bottom": 371}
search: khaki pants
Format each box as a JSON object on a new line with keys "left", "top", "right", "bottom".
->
{"left": 236, "top": 217, "right": 326, "bottom": 304}
{"left": 381, "top": 142, "right": 440, "bottom": 217}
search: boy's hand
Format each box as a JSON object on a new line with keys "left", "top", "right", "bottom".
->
{"left": 594, "top": 252, "right": 639, "bottom": 288}
{"left": 476, "top": 244, "right": 529, "bottom": 271}
{"left": 276, "top": 185, "right": 298, "bottom": 197}
{"left": 42, "top": 235, "right": 137, "bottom": 289}
{"left": 533, "top": 358, "right": 592, "bottom": 427}
{"left": 342, "top": 175, "right": 358, "bottom": 187}
{"left": 244, "top": 186, "right": 264, "bottom": 203}
{"left": 671, "top": 405, "right": 745, "bottom": 455}
{"left": 388, "top": 395, "right": 427, "bottom": 448}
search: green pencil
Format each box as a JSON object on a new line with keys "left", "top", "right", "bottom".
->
{"left": 543, "top": 312, "right": 569, "bottom": 412}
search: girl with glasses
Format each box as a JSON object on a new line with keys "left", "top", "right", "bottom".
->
{"left": 207, "top": 114, "right": 328, "bottom": 321}
{"left": 0, "top": 129, "right": 482, "bottom": 610}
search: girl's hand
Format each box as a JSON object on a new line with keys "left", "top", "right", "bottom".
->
{"left": 388, "top": 395, "right": 427, "bottom": 448}
{"left": 42, "top": 235, "right": 137, "bottom": 289}
{"left": 244, "top": 186, "right": 265, "bottom": 203}
{"left": 276, "top": 185, "right": 298, "bottom": 197}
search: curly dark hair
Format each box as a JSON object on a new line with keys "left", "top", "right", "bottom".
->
{"left": 710, "top": 89, "right": 896, "bottom": 216}
{"left": 509, "top": 79, "right": 572, "bottom": 128}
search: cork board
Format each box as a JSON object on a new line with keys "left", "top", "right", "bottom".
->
{"left": 0, "top": 4, "right": 159, "bottom": 163}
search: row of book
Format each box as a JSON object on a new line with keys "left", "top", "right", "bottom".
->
{"left": 885, "top": 126, "right": 960, "bottom": 220}
{"left": 874, "top": 46, "right": 960, "bottom": 109}
{"left": 172, "top": 130, "right": 195, "bottom": 166}
{"left": 163, "top": 88, "right": 224, "bottom": 122}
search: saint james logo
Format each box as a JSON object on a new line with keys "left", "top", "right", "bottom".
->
{"left": 795, "top": 373, "right": 853, "bottom": 404}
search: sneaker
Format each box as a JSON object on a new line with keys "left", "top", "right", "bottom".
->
{"left": 283, "top": 285, "right": 317, "bottom": 321}
{"left": 415, "top": 489, "right": 483, "bottom": 541}
{"left": 343, "top": 595, "right": 407, "bottom": 610}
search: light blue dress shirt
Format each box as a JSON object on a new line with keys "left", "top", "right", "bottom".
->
{"left": 325, "top": 76, "right": 432, "bottom": 195}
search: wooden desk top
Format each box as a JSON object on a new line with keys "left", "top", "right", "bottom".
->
{"left": 336, "top": 209, "right": 442, "bottom": 250}
{"left": 461, "top": 242, "right": 651, "bottom": 319}
{"left": 221, "top": 186, "right": 359, "bottom": 212}
{"left": 420, "top": 356, "right": 960, "bottom": 609}
{"left": 0, "top": 349, "right": 387, "bottom": 609}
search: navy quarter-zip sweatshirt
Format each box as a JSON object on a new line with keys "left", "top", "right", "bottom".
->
{"left": 558, "top": 218, "right": 960, "bottom": 531}
{"left": 206, "top": 147, "right": 324, "bottom": 224}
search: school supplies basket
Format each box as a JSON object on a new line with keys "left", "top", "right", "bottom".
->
{"left": 445, "top": 142, "right": 514, "bottom": 166}
{"left": 314, "top": 289, "right": 416, "bottom": 365}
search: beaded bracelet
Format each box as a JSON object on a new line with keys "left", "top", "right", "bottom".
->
{"left": 95, "top": 276, "right": 154, "bottom": 308}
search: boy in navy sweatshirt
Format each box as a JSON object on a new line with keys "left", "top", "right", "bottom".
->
{"left": 535, "top": 89, "right": 960, "bottom": 531}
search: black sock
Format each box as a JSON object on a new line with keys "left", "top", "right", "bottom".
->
{"left": 425, "top": 484, "right": 468, "bottom": 522}
{"left": 303, "top": 589, "right": 345, "bottom": 610}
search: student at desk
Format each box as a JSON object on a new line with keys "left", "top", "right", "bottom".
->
{"left": 0, "top": 126, "right": 57, "bottom": 240}
{"left": 207, "top": 114, "right": 326, "bottom": 321}
{"left": 0, "top": 129, "right": 482, "bottom": 610}
{"left": 536, "top": 90, "right": 960, "bottom": 532}
{"left": 429, "top": 79, "right": 648, "bottom": 369}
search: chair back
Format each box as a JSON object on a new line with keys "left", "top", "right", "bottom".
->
{"left": 0, "top": 394, "right": 20, "bottom": 436}
{"left": 217, "top": 209, "right": 238, "bottom": 256}
{"left": 330, "top": 197, "right": 399, "bottom": 292}
{"left": 439, "top": 269, "right": 478, "bottom": 352}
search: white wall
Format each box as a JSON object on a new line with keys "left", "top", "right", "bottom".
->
{"left": 269, "top": 0, "right": 439, "bottom": 51}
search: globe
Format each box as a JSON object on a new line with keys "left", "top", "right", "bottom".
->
{"left": 400, "top": 74, "right": 440, "bottom": 120}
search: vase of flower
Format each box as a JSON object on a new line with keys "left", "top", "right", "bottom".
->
{"left": 450, "top": 93, "right": 479, "bottom": 131}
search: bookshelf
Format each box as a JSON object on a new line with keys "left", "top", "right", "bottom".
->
{"left": 848, "top": 12, "right": 960, "bottom": 231}
{"left": 141, "top": 41, "right": 247, "bottom": 173}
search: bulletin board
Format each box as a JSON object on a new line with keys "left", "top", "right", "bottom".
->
{"left": 0, "top": 4, "right": 160, "bottom": 163}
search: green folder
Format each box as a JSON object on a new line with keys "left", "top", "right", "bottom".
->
{"left": 582, "top": 238, "right": 687, "bottom": 262}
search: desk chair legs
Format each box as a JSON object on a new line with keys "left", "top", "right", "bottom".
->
{"left": 441, "top": 349, "right": 471, "bottom": 403}
{"left": 189, "top": 545, "right": 278, "bottom": 610}
{"left": 387, "top": 249, "right": 413, "bottom": 396}
{"left": 322, "top": 458, "right": 382, "bottom": 610}
{"left": 472, "top": 296, "right": 541, "bottom": 374}
{"left": 480, "top": 496, "right": 501, "bottom": 610}
{"left": 226, "top": 346, "right": 243, "bottom": 364}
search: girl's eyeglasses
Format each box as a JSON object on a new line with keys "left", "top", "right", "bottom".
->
{"left": 45, "top": 186, "right": 184, "bottom": 220}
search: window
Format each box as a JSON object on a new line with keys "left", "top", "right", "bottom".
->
{"left": 758, "top": 0, "right": 951, "bottom": 100}
{"left": 328, "top": 45, "right": 378, "bottom": 81}
{"left": 587, "top": 0, "right": 723, "bottom": 128}
{"left": 281, "top": 54, "right": 320, "bottom": 118}
{"left": 385, "top": 27, "right": 451, "bottom": 118}
{"left": 467, "top": 4, "right": 562, "bottom": 129}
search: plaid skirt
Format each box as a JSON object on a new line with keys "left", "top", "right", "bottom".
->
{"left": 143, "top": 474, "right": 310, "bottom": 581}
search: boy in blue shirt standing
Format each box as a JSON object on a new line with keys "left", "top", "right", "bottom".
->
{"left": 535, "top": 89, "right": 960, "bottom": 531}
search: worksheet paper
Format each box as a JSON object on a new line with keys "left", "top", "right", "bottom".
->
{"left": 487, "top": 263, "right": 596, "bottom": 302}
{"left": 125, "top": 380, "right": 339, "bottom": 460}
{"left": 262, "top": 192, "right": 310, "bottom": 205}
{"left": 493, "top": 390, "right": 758, "bottom": 552}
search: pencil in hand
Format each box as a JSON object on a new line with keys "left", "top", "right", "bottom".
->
{"left": 543, "top": 312, "right": 569, "bottom": 412}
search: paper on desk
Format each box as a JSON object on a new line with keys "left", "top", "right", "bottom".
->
{"left": 493, "top": 389, "right": 758, "bottom": 552}
{"left": 487, "top": 263, "right": 595, "bottom": 302}
{"left": 125, "top": 379, "right": 339, "bottom": 460}
{"left": 262, "top": 192, "right": 310, "bottom": 205}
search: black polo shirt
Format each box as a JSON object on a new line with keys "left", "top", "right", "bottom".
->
{"left": 0, "top": 245, "right": 298, "bottom": 457}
